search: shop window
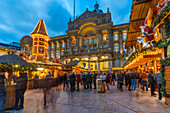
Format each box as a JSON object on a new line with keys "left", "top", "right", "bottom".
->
{"left": 114, "top": 34, "right": 118, "bottom": 41}
{"left": 114, "top": 43, "right": 119, "bottom": 54}
{"left": 123, "top": 33, "right": 127, "bottom": 40}
{"left": 103, "top": 34, "right": 108, "bottom": 41}
{"left": 115, "top": 60, "right": 120, "bottom": 67}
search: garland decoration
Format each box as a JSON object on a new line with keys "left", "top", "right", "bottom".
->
{"left": 152, "top": 1, "right": 170, "bottom": 27}
{"left": 160, "top": 58, "right": 170, "bottom": 98}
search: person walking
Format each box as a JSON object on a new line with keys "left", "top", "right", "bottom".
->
{"left": 76, "top": 73, "right": 81, "bottom": 91}
{"left": 34, "top": 74, "right": 39, "bottom": 89}
{"left": 82, "top": 73, "right": 87, "bottom": 89}
{"left": 86, "top": 72, "right": 92, "bottom": 90}
{"left": 63, "top": 72, "right": 69, "bottom": 90}
{"left": 112, "top": 71, "right": 115, "bottom": 86}
{"left": 15, "top": 72, "right": 28, "bottom": 110}
{"left": 131, "top": 70, "right": 137, "bottom": 91}
{"left": 125, "top": 70, "right": 129, "bottom": 89}
{"left": 127, "top": 70, "right": 132, "bottom": 91}
{"left": 141, "top": 70, "right": 149, "bottom": 93}
{"left": 154, "top": 69, "right": 162, "bottom": 100}
{"left": 69, "top": 72, "right": 76, "bottom": 92}
{"left": 117, "top": 71, "right": 123, "bottom": 90}
{"left": 93, "top": 72, "right": 97, "bottom": 89}
{"left": 148, "top": 70, "right": 156, "bottom": 97}
{"left": 106, "top": 72, "right": 110, "bottom": 92}
{"left": 0, "top": 71, "right": 7, "bottom": 113}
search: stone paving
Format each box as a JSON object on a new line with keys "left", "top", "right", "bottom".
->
{"left": 6, "top": 84, "right": 170, "bottom": 113}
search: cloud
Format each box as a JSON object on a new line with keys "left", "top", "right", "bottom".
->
{"left": 0, "top": 24, "right": 14, "bottom": 32}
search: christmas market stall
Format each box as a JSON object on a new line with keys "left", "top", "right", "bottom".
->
{"left": 65, "top": 61, "right": 87, "bottom": 73}
{"left": 124, "top": 0, "right": 170, "bottom": 105}
{"left": 0, "top": 53, "right": 34, "bottom": 109}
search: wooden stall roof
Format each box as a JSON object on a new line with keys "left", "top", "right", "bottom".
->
{"left": 0, "top": 53, "right": 32, "bottom": 66}
{"left": 65, "top": 61, "right": 80, "bottom": 67}
{"left": 126, "top": 0, "right": 151, "bottom": 49}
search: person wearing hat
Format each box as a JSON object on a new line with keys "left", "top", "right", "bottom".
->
{"left": 0, "top": 71, "right": 7, "bottom": 113}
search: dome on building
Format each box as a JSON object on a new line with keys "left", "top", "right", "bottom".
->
{"left": 93, "top": 1, "right": 103, "bottom": 14}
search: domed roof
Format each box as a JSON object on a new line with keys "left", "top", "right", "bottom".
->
{"left": 94, "top": 1, "right": 99, "bottom": 9}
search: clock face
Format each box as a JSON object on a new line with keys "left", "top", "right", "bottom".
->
{"left": 39, "top": 47, "right": 44, "bottom": 54}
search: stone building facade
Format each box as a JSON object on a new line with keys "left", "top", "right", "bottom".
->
{"left": 20, "top": 2, "right": 128, "bottom": 72}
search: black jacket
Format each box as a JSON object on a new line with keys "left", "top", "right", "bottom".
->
{"left": 148, "top": 73, "right": 155, "bottom": 83}
{"left": 0, "top": 74, "right": 6, "bottom": 96}
{"left": 16, "top": 73, "right": 28, "bottom": 90}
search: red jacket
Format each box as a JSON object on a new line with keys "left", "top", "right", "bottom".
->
{"left": 76, "top": 74, "right": 81, "bottom": 83}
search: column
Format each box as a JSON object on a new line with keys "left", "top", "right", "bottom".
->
{"left": 48, "top": 42, "right": 51, "bottom": 59}
{"left": 119, "top": 31, "right": 123, "bottom": 54}
{"left": 75, "top": 36, "right": 78, "bottom": 52}
{"left": 54, "top": 41, "right": 56, "bottom": 58}
{"left": 64, "top": 40, "right": 67, "bottom": 52}
{"left": 68, "top": 36, "right": 71, "bottom": 53}
{"left": 99, "top": 31, "right": 102, "bottom": 51}
{"left": 97, "top": 56, "right": 100, "bottom": 73}
{"left": 88, "top": 57, "right": 91, "bottom": 72}
{"left": 59, "top": 41, "right": 61, "bottom": 58}
{"left": 79, "top": 35, "right": 83, "bottom": 53}
{"left": 108, "top": 56, "right": 112, "bottom": 72}
{"left": 108, "top": 30, "right": 112, "bottom": 50}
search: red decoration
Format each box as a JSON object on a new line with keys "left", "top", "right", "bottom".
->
{"left": 54, "top": 58, "right": 59, "bottom": 63}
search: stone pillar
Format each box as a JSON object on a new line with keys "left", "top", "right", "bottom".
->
{"left": 48, "top": 42, "right": 51, "bottom": 59}
{"left": 54, "top": 41, "right": 56, "bottom": 58}
{"left": 88, "top": 57, "right": 91, "bottom": 72}
{"left": 68, "top": 37, "right": 72, "bottom": 53}
{"left": 99, "top": 31, "right": 102, "bottom": 51}
{"left": 79, "top": 35, "right": 83, "bottom": 53}
{"left": 108, "top": 30, "right": 112, "bottom": 50}
{"left": 119, "top": 31, "right": 123, "bottom": 54}
{"left": 75, "top": 36, "right": 79, "bottom": 52}
{"left": 97, "top": 56, "right": 100, "bottom": 73}
{"left": 108, "top": 56, "right": 112, "bottom": 72}
{"left": 59, "top": 41, "right": 61, "bottom": 58}
{"left": 64, "top": 40, "right": 67, "bottom": 52}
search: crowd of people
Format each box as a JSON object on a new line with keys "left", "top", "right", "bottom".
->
{"left": 0, "top": 68, "right": 162, "bottom": 112}
{"left": 62, "top": 69, "right": 162, "bottom": 100}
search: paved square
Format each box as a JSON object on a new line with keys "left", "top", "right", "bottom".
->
{"left": 7, "top": 85, "right": 170, "bottom": 113}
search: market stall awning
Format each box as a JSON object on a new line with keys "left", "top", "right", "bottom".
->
{"left": 0, "top": 53, "right": 32, "bottom": 66}
{"left": 65, "top": 61, "right": 80, "bottom": 67}
{"left": 126, "top": 0, "right": 151, "bottom": 49}
{"left": 124, "top": 48, "right": 163, "bottom": 69}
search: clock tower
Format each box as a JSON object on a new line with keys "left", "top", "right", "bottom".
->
{"left": 29, "top": 19, "right": 49, "bottom": 62}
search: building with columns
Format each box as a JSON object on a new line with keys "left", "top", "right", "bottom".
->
{"left": 20, "top": 2, "right": 128, "bottom": 72}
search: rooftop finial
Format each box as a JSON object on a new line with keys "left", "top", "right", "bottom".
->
{"left": 94, "top": 1, "right": 99, "bottom": 9}
{"left": 107, "top": 7, "right": 110, "bottom": 13}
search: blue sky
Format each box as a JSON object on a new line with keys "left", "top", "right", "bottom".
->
{"left": 0, "top": 0, "right": 132, "bottom": 44}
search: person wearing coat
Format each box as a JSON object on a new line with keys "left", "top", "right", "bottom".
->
{"left": 86, "top": 72, "right": 92, "bottom": 90}
{"left": 93, "top": 72, "right": 97, "bottom": 89}
{"left": 76, "top": 73, "right": 81, "bottom": 91}
{"left": 148, "top": 70, "right": 156, "bottom": 96}
{"left": 82, "top": 73, "right": 87, "bottom": 89}
{"left": 15, "top": 72, "right": 28, "bottom": 110}
{"left": 154, "top": 69, "right": 162, "bottom": 100}
{"left": 0, "top": 71, "right": 6, "bottom": 113}
{"left": 69, "top": 72, "right": 76, "bottom": 92}
{"left": 106, "top": 73, "right": 110, "bottom": 92}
